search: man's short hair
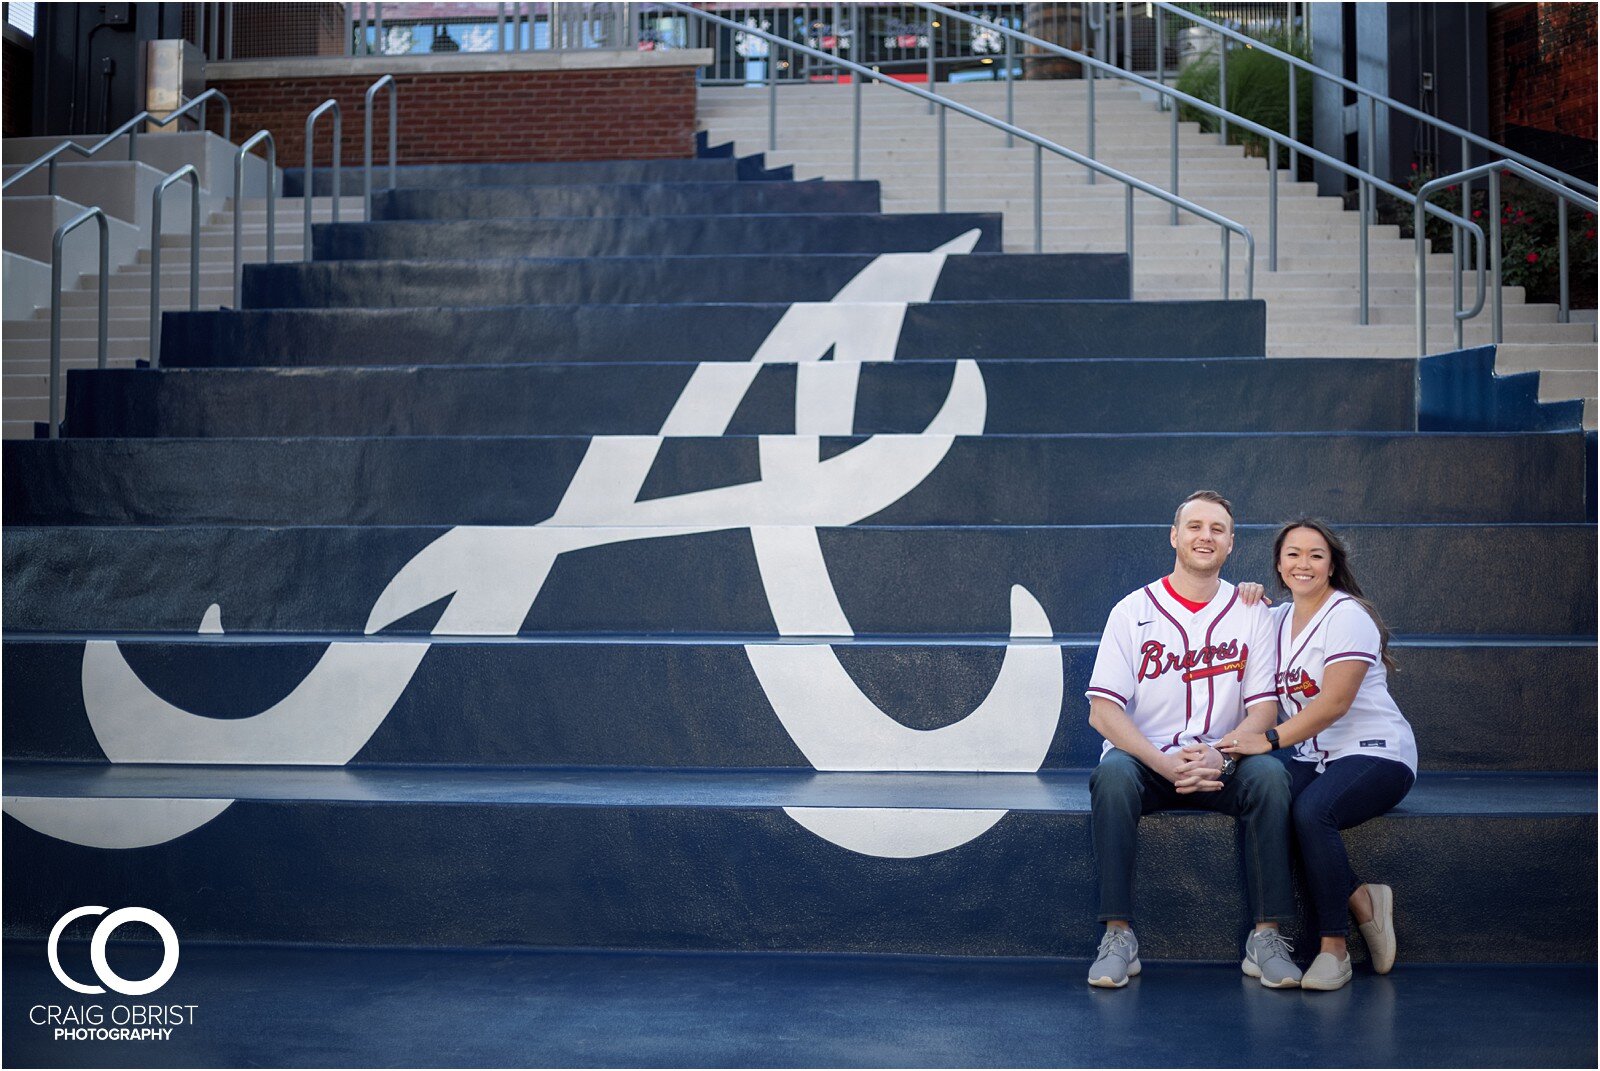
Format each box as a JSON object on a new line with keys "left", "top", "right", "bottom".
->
{"left": 1173, "top": 489, "right": 1235, "bottom": 530}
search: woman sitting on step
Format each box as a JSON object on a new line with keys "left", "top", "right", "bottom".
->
{"left": 1228, "top": 519, "right": 1417, "bottom": 991}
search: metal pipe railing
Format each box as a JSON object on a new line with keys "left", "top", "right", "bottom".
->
{"left": 917, "top": 1, "right": 1477, "bottom": 308}
{"left": 1148, "top": 1, "right": 1597, "bottom": 199}
{"left": 4, "top": 89, "right": 232, "bottom": 195}
{"left": 662, "top": 0, "right": 1256, "bottom": 298}
{"left": 303, "top": 99, "right": 342, "bottom": 263}
{"left": 363, "top": 75, "right": 399, "bottom": 221}
{"left": 48, "top": 208, "right": 109, "bottom": 440}
{"left": 234, "top": 130, "right": 278, "bottom": 306}
{"left": 148, "top": 166, "right": 201, "bottom": 367}
{"left": 1415, "top": 160, "right": 1599, "bottom": 355}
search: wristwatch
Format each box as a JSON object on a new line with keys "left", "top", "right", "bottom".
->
{"left": 1218, "top": 752, "right": 1238, "bottom": 779}
{"left": 1266, "top": 728, "right": 1282, "bottom": 751}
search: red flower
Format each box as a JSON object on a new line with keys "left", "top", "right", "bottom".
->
{"left": 1410, "top": 162, "right": 1419, "bottom": 172}
{"left": 1472, "top": 209, "right": 1483, "bottom": 219}
{"left": 1525, "top": 252, "right": 1539, "bottom": 264}
{"left": 1586, "top": 229, "right": 1596, "bottom": 240}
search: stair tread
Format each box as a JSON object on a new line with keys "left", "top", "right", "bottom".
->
{"left": 6, "top": 761, "right": 1593, "bottom": 814}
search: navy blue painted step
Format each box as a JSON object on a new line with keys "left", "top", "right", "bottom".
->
{"left": 63, "top": 358, "right": 1414, "bottom": 438}
{"left": 370, "top": 180, "right": 883, "bottom": 219}
{"left": 5, "top": 525, "right": 1592, "bottom": 636}
{"left": 6, "top": 435, "right": 1585, "bottom": 526}
{"left": 158, "top": 301, "right": 1264, "bottom": 366}
{"left": 5, "top": 638, "right": 1589, "bottom": 772}
{"left": 5, "top": 944, "right": 1592, "bottom": 1070}
{"left": 309, "top": 213, "right": 1003, "bottom": 259}
{"left": 240, "top": 253, "right": 1132, "bottom": 308}
{"left": 283, "top": 158, "right": 749, "bottom": 195}
{"left": 4, "top": 764, "right": 1592, "bottom": 962}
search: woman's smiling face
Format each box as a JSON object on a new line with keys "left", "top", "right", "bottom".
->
{"left": 1277, "top": 525, "right": 1333, "bottom": 601}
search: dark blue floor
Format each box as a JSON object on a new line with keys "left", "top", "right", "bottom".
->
{"left": 5, "top": 940, "right": 1593, "bottom": 1068}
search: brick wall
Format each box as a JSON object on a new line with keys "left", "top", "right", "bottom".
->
{"left": 207, "top": 66, "right": 699, "bottom": 165}
{"left": 3, "top": 33, "right": 34, "bottom": 138}
{"left": 1488, "top": 3, "right": 1596, "bottom": 142}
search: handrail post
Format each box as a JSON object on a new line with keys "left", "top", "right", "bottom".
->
{"left": 49, "top": 208, "right": 109, "bottom": 438}
{"left": 1489, "top": 169, "right": 1502, "bottom": 343}
{"left": 1004, "top": 28, "right": 1014, "bottom": 147}
{"left": 1220, "top": 227, "right": 1229, "bottom": 298}
{"left": 1268, "top": 146, "right": 1278, "bottom": 271}
{"left": 852, "top": 4, "right": 862, "bottom": 179}
{"left": 1414, "top": 189, "right": 1428, "bottom": 355}
{"left": 1155, "top": 9, "right": 1164, "bottom": 107}
{"left": 1453, "top": 224, "right": 1464, "bottom": 351}
{"left": 1086, "top": 48, "right": 1096, "bottom": 183}
{"left": 149, "top": 165, "right": 201, "bottom": 367}
{"left": 926, "top": 19, "right": 935, "bottom": 112}
{"left": 767, "top": 38, "right": 777, "bottom": 150}
{"left": 1033, "top": 143, "right": 1043, "bottom": 253}
{"left": 1217, "top": 37, "right": 1228, "bottom": 144}
{"left": 1169, "top": 104, "right": 1179, "bottom": 225}
{"left": 1363, "top": 94, "right": 1377, "bottom": 226}
{"left": 304, "top": 99, "right": 343, "bottom": 263}
{"left": 1358, "top": 178, "right": 1369, "bottom": 324}
{"left": 234, "top": 130, "right": 277, "bottom": 307}
{"left": 1124, "top": 184, "right": 1134, "bottom": 295}
{"left": 1287, "top": 58, "right": 1297, "bottom": 175}
{"left": 364, "top": 75, "right": 398, "bottom": 221}
{"left": 937, "top": 102, "right": 947, "bottom": 212}
{"left": 1558, "top": 196, "right": 1569, "bottom": 323}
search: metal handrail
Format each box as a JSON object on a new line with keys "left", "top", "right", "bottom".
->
{"left": 363, "top": 75, "right": 399, "bottom": 221}
{"left": 234, "top": 130, "right": 278, "bottom": 306}
{"left": 917, "top": 3, "right": 1478, "bottom": 317}
{"left": 1416, "top": 161, "right": 1600, "bottom": 355}
{"left": 48, "top": 208, "right": 109, "bottom": 440}
{"left": 4, "top": 89, "right": 232, "bottom": 195}
{"left": 1148, "top": 1, "right": 1598, "bottom": 199}
{"left": 303, "top": 99, "right": 342, "bottom": 262}
{"left": 148, "top": 165, "right": 202, "bottom": 367}
{"left": 663, "top": 1, "right": 1255, "bottom": 299}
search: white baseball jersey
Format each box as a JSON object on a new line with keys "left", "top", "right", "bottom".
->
{"left": 1086, "top": 578, "right": 1278, "bottom": 761}
{"left": 1270, "top": 595, "right": 1417, "bottom": 773}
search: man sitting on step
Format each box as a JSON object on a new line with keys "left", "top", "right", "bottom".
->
{"left": 1083, "top": 489, "right": 1300, "bottom": 989}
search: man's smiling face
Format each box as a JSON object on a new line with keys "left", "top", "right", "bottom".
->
{"left": 1170, "top": 498, "right": 1234, "bottom": 578}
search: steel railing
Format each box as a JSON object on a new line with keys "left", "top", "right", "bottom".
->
{"left": 916, "top": 3, "right": 1481, "bottom": 318}
{"left": 234, "top": 131, "right": 278, "bottom": 306}
{"left": 48, "top": 208, "right": 109, "bottom": 440}
{"left": 363, "top": 75, "right": 399, "bottom": 221}
{"left": 147, "top": 166, "right": 202, "bottom": 367}
{"left": 4, "top": 89, "right": 232, "bottom": 195}
{"left": 303, "top": 99, "right": 342, "bottom": 262}
{"left": 1416, "top": 161, "right": 1600, "bottom": 355}
{"left": 662, "top": 0, "right": 1257, "bottom": 299}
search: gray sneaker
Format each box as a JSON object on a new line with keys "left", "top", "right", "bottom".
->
{"left": 1088, "top": 927, "right": 1141, "bottom": 988}
{"left": 1242, "top": 928, "right": 1303, "bottom": 988}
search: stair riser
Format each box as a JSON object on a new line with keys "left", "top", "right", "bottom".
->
{"left": 5, "top": 640, "right": 1590, "bottom": 772}
{"left": 157, "top": 301, "right": 1265, "bottom": 366}
{"left": 311, "top": 214, "right": 1004, "bottom": 259}
{"left": 5, "top": 524, "right": 1592, "bottom": 635}
{"left": 373, "top": 181, "right": 884, "bottom": 219}
{"left": 241, "top": 252, "right": 1130, "bottom": 309}
{"left": 61, "top": 358, "right": 1415, "bottom": 437}
{"left": 284, "top": 159, "right": 748, "bottom": 195}
{"left": 4, "top": 801, "right": 1591, "bottom": 962}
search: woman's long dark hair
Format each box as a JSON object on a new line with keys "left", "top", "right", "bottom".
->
{"left": 1271, "top": 518, "right": 1396, "bottom": 672}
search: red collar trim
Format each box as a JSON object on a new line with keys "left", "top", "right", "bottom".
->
{"left": 1162, "top": 576, "right": 1213, "bottom": 614}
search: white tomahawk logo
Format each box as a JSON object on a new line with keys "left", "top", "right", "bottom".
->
{"left": 5, "top": 230, "right": 1063, "bottom": 858}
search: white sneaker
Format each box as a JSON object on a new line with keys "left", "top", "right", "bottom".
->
{"left": 1302, "top": 951, "right": 1353, "bottom": 991}
{"left": 1357, "top": 883, "right": 1396, "bottom": 974}
{"left": 1087, "top": 927, "right": 1141, "bottom": 988}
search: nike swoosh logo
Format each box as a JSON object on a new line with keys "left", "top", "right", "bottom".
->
{"left": 1136, "top": 620, "right": 1155, "bottom": 627}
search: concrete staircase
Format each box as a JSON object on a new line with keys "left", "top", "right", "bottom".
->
{"left": 1, "top": 195, "right": 359, "bottom": 438}
{"left": 696, "top": 80, "right": 1599, "bottom": 427}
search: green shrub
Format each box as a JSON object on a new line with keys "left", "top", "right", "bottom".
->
{"left": 1173, "top": 29, "right": 1312, "bottom": 169}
